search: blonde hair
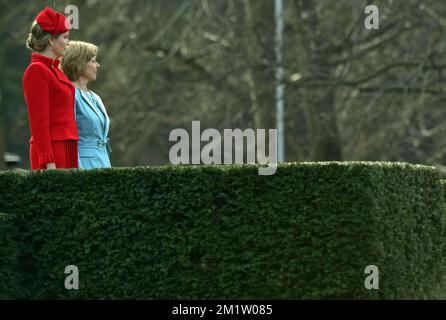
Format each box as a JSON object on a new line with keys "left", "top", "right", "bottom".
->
{"left": 26, "top": 20, "right": 55, "bottom": 52}
{"left": 61, "top": 40, "right": 98, "bottom": 81}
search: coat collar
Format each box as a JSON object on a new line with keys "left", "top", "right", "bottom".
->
{"left": 93, "top": 93, "right": 110, "bottom": 136}
{"left": 77, "top": 88, "right": 109, "bottom": 134}
{"left": 31, "top": 52, "right": 61, "bottom": 68}
{"left": 31, "top": 53, "right": 74, "bottom": 89}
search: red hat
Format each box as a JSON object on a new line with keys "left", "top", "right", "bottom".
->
{"left": 35, "top": 7, "right": 70, "bottom": 35}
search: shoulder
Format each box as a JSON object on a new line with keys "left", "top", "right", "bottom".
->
{"left": 74, "top": 88, "right": 85, "bottom": 103}
{"left": 25, "top": 62, "right": 51, "bottom": 74}
{"left": 23, "top": 62, "right": 51, "bottom": 81}
{"left": 89, "top": 90, "right": 100, "bottom": 99}
{"left": 90, "top": 91, "right": 105, "bottom": 104}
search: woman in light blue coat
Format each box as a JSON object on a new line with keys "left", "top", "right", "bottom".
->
{"left": 61, "top": 41, "right": 111, "bottom": 169}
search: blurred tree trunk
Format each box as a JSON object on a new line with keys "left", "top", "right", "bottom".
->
{"left": 0, "top": 119, "right": 5, "bottom": 170}
{"left": 296, "top": 0, "right": 343, "bottom": 160}
{"left": 310, "top": 87, "right": 342, "bottom": 160}
{"left": 243, "top": 0, "right": 261, "bottom": 128}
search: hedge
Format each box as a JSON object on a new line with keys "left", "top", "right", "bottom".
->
{"left": 0, "top": 162, "right": 445, "bottom": 299}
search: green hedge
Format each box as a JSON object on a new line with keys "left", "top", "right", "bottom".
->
{"left": 0, "top": 162, "right": 445, "bottom": 299}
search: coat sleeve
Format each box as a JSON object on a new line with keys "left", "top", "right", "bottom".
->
{"left": 23, "top": 64, "right": 55, "bottom": 166}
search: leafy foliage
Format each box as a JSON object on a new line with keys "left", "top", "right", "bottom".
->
{"left": 1, "top": 162, "right": 445, "bottom": 299}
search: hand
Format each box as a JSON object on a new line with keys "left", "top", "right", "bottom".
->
{"left": 45, "top": 162, "right": 56, "bottom": 170}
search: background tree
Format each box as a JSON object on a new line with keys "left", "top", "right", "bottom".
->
{"left": 0, "top": 0, "right": 445, "bottom": 173}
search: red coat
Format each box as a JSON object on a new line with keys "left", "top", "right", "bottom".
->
{"left": 23, "top": 53, "right": 79, "bottom": 169}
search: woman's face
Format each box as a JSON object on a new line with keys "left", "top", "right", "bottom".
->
{"left": 82, "top": 56, "right": 100, "bottom": 81}
{"left": 50, "top": 32, "right": 70, "bottom": 58}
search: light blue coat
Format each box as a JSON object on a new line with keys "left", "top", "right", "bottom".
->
{"left": 75, "top": 87, "right": 111, "bottom": 169}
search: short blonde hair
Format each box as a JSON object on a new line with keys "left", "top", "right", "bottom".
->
{"left": 61, "top": 40, "right": 98, "bottom": 81}
{"left": 26, "top": 20, "right": 55, "bottom": 52}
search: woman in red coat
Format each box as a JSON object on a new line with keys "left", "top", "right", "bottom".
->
{"left": 23, "top": 7, "right": 79, "bottom": 170}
